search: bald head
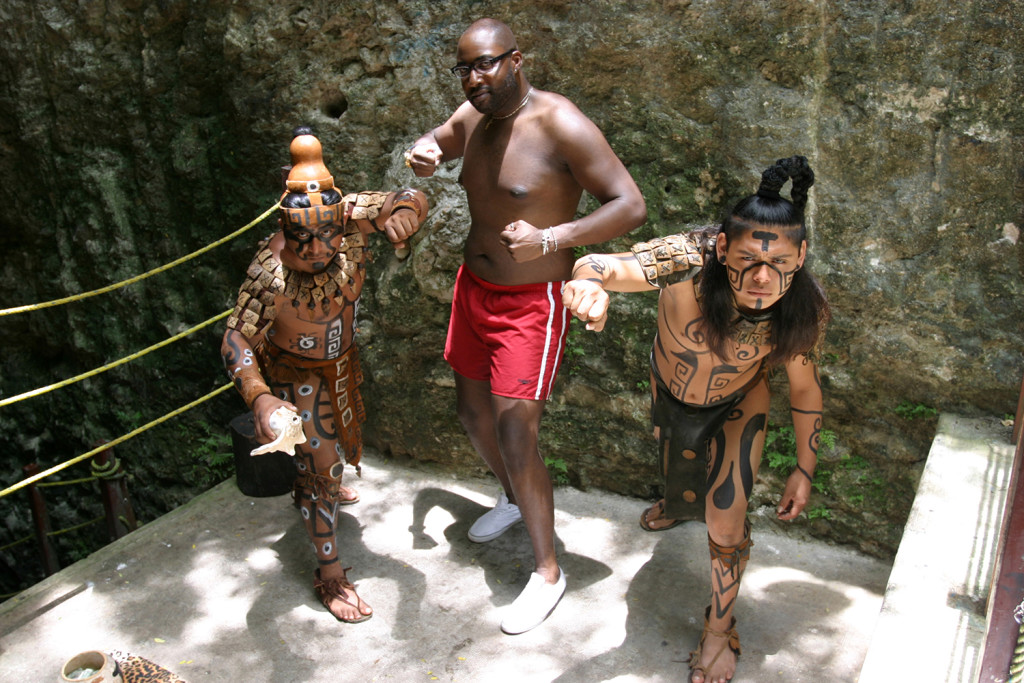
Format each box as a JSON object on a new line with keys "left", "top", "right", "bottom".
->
{"left": 460, "top": 18, "right": 517, "bottom": 51}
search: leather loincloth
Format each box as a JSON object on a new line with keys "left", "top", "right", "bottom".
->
{"left": 651, "top": 364, "right": 764, "bottom": 520}
{"left": 255, "top": 342, "right": 367, "bottom": 471}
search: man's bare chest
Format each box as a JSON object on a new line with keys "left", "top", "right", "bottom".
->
{"left": 654, "top": 294, "right": 771, "bottom": 404}
{"left": 461, "top": 133, "right": 569, "bottom": 201}
{"left": 266, "top": 261, "right": 365, "bottom": 358}
{"left": 658, "top": 305, "right": 771, "bottom": 357}
{"left": 268, "top": 306, "right": 352, "bottom": 356}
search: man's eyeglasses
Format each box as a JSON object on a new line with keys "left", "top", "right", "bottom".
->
{"left": 449, "top": 49, "right": 515, "bottom": 79}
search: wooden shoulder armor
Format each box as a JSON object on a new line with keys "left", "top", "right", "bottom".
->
{"left": 342, "top": 191, "right": 390, "bottom": 223}
{"left": 226, "top": 246, "right": 286, "bottom": 338}
{"left": 630, "top": 232, "right": 705, "bottom": 289}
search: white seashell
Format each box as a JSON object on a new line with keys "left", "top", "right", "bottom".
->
{"left": 250, "top": 407, "right": 307, "bottom": 456}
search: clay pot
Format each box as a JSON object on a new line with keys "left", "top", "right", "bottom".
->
{"left": 59, "top": 651, "right": 123, "bottom": 683}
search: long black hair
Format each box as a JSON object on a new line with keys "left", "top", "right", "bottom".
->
{"left": 280, "top": 189, "right": 342, "bottom": 208}
{"left": 698, "top": 155, "right": 830, "bottom": 366}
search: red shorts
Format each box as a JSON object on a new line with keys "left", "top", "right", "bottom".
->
{"left": 444, "top": 265, "right": 569, "bottom": 400}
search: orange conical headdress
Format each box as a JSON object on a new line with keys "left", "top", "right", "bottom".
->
{"left": 280, "top": 131, "right": 345, "bottom": 228}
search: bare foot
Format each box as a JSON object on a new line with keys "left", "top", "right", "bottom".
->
{"left": 690, "top": 630, "right": 737, "bottom": 683}
{"left": 314, "top": 568, "right": 372, "bottom": 623}
{"left": 338, "top": 485, "right": 360, "bottom": 505}
{"left": 639, "top": 499, "right": 682, "bottom": 531}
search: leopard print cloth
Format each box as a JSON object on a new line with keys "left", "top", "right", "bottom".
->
{"left": 109, "top": 650, "right": 188, "bottom": 683}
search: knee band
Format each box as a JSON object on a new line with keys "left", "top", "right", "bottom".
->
{"left": 295, "top": 463, "right": 345, "bottom": 505}
{"left": 708, "top": 517, "right": 753, "bottom": 579}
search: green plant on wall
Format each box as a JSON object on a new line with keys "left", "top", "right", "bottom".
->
{"left": 544, "top": 456, "right": 570, "bottom": 486}
{"left": 807, "top": 505, "right": 832, "bottom": 520}
{"left": 182, "top": 421, "right": 234, "bottom": 489}
{"left": 894, "top": 400, "right": 938, "bottom": 420}
{"left": 763, "top": 424, "right": 799, "bottom": 473}
{"left": 565, "top": 323, "right": 587, "bottom": 358}
{"left": 114, "top": 408, "right": 143, "bottom": 429}
{"left": 563, "top": 322, "right": 588, "bottom": 376}
{"left": 764, "top": 424, "right": 835, "bottom": 471}
{"left": 833, "top": 453, "right": 891, "bottom": 509}
{"left": 763, "top": 423, "right": 835, "bottom": 496}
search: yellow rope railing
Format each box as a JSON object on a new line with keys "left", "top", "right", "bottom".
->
{"left": 0, "top": 309, "right": 231, "bottom": 408}
{"left": 0, "top": 205, "right": 277, "bottom": 486}
{"left": 38, "top": 476, "right": 101, "bottom": 487}
{"left": 0, "top": 205, "right": 276, "bottom": 596}
{"left": 0, "top": 202, "right": 278, "bottom": 317}
{"left": 47, "top": 515, "right": 105, "bottom": 538}
{"left": 1012, "top": 625, "right": 1023, "bottom": 682}
{"left": 0, "top": 516, "right": 105, "bottom": 553}
{"left": 0, "top": 382, "right": 234, "bottom": 499}
{"left": 1013, "top": 603, "right": 1024, "bottom": 682}
{"left": 0, "top": 533, "right": 32, "bottom": 553}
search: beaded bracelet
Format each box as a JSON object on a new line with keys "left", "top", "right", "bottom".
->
{"left": 541, "top": 227, "right": 558, "bottom": 255}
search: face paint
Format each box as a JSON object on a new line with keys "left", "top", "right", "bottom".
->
{"left": 283, "top": 220, "right": 343, "bottom": 272}
{"left": 278, "top": 132, "right": 346, "bottom": 273}
{"left": 751, "top": 230, "right": 778, "bottom": 253}
{"left": 719, "top": 228, "right": 804, "bottom": 312}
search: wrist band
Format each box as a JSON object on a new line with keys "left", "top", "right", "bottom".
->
{"left": 390, "top": 190, "right": 422, "bottom": 218}
{"left": 795, "top": 464, "right": 814, "bottom": 483}
{"left": 233, "top": 365, "right": 272, "bottom": 409}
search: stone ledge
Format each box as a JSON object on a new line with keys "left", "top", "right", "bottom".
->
{"left": 859, "top": 414, "right": 1015, "bottom": 682}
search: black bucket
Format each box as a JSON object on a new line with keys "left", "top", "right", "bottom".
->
{"left": 230, "top": 412, "right": 295, "bottom": 497}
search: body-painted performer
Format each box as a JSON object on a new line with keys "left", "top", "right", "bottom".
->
{"left": 405, "top": 18, "right": 646, "bottom": 634}
{"left": 563, "top": 156, "right": 828, "bottom": 682}
{"left": 220, "top": 127, "right": 428, "bottom": 623}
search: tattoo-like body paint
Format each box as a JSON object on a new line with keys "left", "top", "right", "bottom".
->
{"left": 751, "top": 229, "right": 778, "bottom": 252}
{"left": 283, "top": 224, "right": 339, "bottom": 261}
{"left": 571, "top": 254, "right": 608, "bottom": 279}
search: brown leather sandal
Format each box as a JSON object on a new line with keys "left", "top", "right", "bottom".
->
{"left": 639, "top": 499, "right": 683, "bottom": 532}
{"left": 688, "top": 605, "right": 741, "bottom": 682}
{"left": 313, "top": 568, "right": 372, "bottom": 623}
{"left": 292, "top": 474, "right": 360, "bottom": 508}
{"left": 337, "top": 486, "right": 360, "bottom": 505}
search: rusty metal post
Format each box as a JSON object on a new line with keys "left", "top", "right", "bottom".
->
{"left": 22, "top": 463, "right": 60, "bottom": 575}
{"left": 1013, "top": 373, "right": 1023, "bottom": 446}
{"left": 92, "top": 444, "right": 138, "bottom": 540}
{"left": 976, "top": 435, "right": 1024, "bottom": 681}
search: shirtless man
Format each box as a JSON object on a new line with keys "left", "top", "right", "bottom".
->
{"left": 221, "top": 127, "right": 427, "bottom": 623}
{"left": 563, "top": 156, "right": 828, "bottom": 682}
{"left": 406, "top": 18, "right": 646, "bottom": 634}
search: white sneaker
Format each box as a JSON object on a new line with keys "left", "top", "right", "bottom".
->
{"left": 467, "top": 491, "right": 522, "bottom": 543}
{"left": 500, "top": 567, "right": 566, "bottom": 635}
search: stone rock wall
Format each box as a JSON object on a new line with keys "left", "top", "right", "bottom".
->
{"left": 0, "top": 0, "right": 1020, "bottom": 569}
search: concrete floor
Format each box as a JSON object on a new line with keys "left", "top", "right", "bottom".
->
{"left": 0, "top": 453, "right": 891, "bottom": 682}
